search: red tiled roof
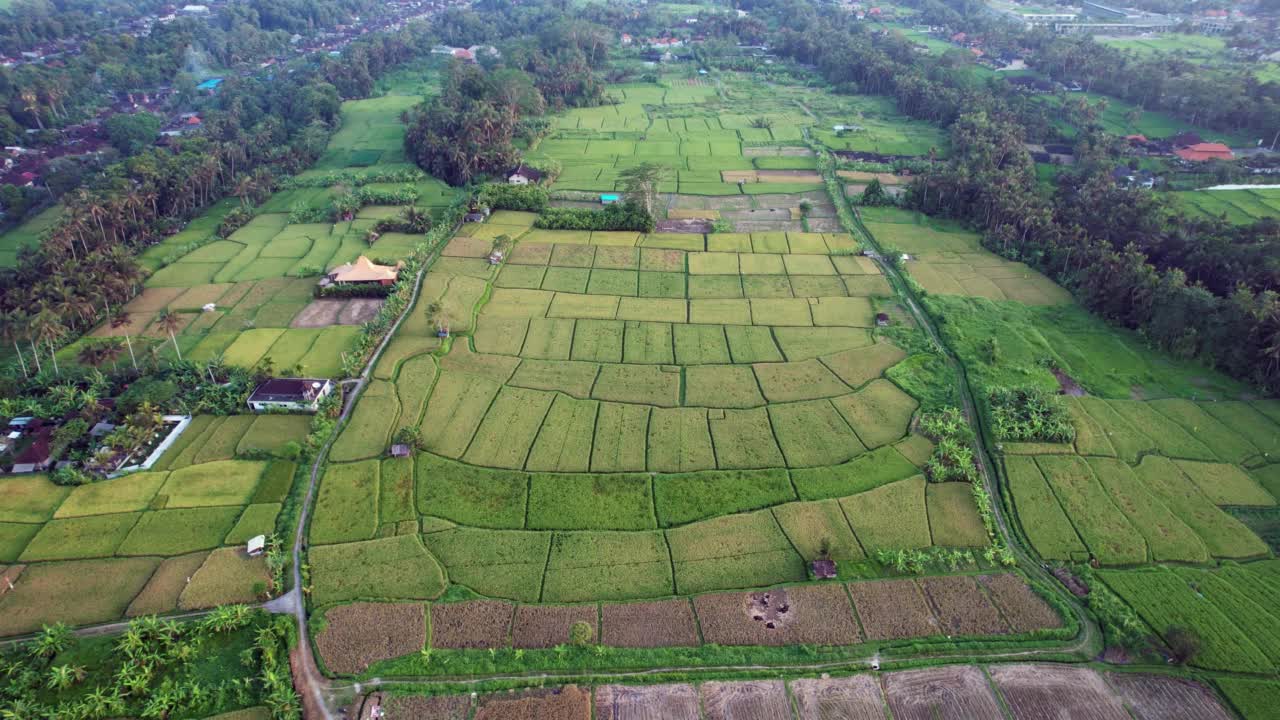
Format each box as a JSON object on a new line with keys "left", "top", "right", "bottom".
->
{"left": 1174, "top": 143, "right": 1233, "bottom": 162}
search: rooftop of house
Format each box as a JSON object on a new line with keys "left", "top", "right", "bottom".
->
{"left": 249, "top": 378, "right": 331, "bottom": 403}
{"left": 328, "top": 255, "right": 403, "bottom": 283}
{"left": 1175, "top": 143, "right": 1234, "bottom": 162}
{"left": 509, "top": 164, "right": 543, "bottom": 181}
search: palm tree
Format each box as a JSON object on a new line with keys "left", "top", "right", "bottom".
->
{"left": 31, "top": 307, "right": 67, "bottom": 376}
{"left": 0, "top": 308, "right": 30, "bottom": 378}
{"left": 155, "top": 310, "right": 184, "bottom": 362}
{"left": 111, "top": 310, "right": 139, "bottom": 370}
{"left": 617, "top": 162, "right": 671, "bottom": 218}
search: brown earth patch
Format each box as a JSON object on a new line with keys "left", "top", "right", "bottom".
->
{"left": 701, "top": 680, "right": 792, "bottom": 720}
{"left": 977, "top": 574, "right": 1063, "bottom": 633}
{"left": 988, "top": 664, "right": 1129, "bottom": 720}
{"left": 656, "top": 219, "right": 712, "bottom": 234}
{"left": 919, "top": 575, "right": 1009, "bottom": 636}
{"left": 1105, "top": 673, "right": 1232, "bottom": 720}
{"left": 667, "top": 208, "right": 720, "bottom": 220}
{"left": 315, "top": 602, "right": 426, "bottom": 675}
{"left": 883, "top": 665, "right": 1003, "bottom": 720}
{"left": 474, "top": 685, "right": 591, "bottom": 720}
{"left": 595, "top": 684, "right": 701, "bottom": 720}
{"left": 511, "top": 604, "right": 597, "bottom": 649}
{"left": 382, "top": 694, "right": 472, "bottom": 719}
{"left": 291, "top": 300, "right": 343, "bottom": 327}
{"left": 1052, "top": 368, "right": 1085, "bottom": 396}
{"left": 847, "top": 579, "right": 939, "bottom": 640}
{"left": 693, "top": 585, "right": 861, "bottom": 646}
{"left": 289, "top": 643, "right": 326, "bottom": 720}
{"left": 836, "top": 171, "right": 904, "bottom": 185}
{"left": 429, "top": 600, "right": 514, "bottom": 649}
{"left": 805, "top": 217, "right": 844, "bottom": 232}
{"left": 791, "top": 675, "right": 885, "bottom": 720}
{"left": 337, "top": 299, "right": 383, "bottom": 325}
{"left": 601, "top": 598, "right": 700, "bottom": 648}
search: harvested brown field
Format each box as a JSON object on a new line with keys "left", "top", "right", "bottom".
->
{"left": 918, "top": 575, "right": 1009, "bottom": 636}
{"left": 474, "top": 685, "right": 591, "bottom": 720}
{"left": 511, "top": 604, "right": 598, "bottom": 649}
{"left": 595, "top": 684, "right": 700, "bottom": 720}
{"left": 701, "top": 680, "right": 792, "bottom": 720}
{"left": 883, "top": 665, "right": 1003, "bottom": 720}
{"left": 790, "top": 675, "right": 885, "bottom": 720}
{"left": 382, "top": 694, "right": 471, "bottom": 720}
{"left": 292, "top": 299, "right": 384, "bottom": 328}
{"left": 693, "top": 585, "right": 861, "bottom": 646}
{"left": 601, "top": 598, "right": 700, "bottom": 648}
{"left": 988, "top": 664, "right": 1129, "bottom": 720}
{"left": 722, "top": 170, "right": 823, "bottom": 184}
{"left": 1105, "top": 673, "right": 1232, "bottom": 720}
{"left": 977, "top": 574, "right": 1062, "bottom": 633}
{"left": 509, "top": 243, "right": 554, "bottom": 265}
{"left": 0, "top": 564, "right": 23, "bottom": 597}
{"left": 429, "top": 600, "right": 514, "bottom": 649}
{"left": 315, "top": 602, "right": 426, "bottom": 675}
{"left": 846, "top": 579, "right": 939, "bottom": 640}
{"left": 126, "top": 551, "right": 209, "bottom": 617}
{"left": 444, "top": 236, "right": 496, "bottom": 257}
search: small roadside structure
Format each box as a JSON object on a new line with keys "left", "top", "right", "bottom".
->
{"left": 507, "top": 164, "right": 543, "bottom": 185}
{"left": 322, "top": 256, "right": 403, "bottom": 287}
{"left": 389, "top": 443, "right": 412, "bottom": 458}
{"left": 247, "top": 535, "right": 266, "bottom": 557}
{"left": 811, "top": 559, "right": 837, "bottom": 579}
{"left": 488, "top": 250, "right": 504, "bottom": 265}
{"left": 600, "top": 193, "right": 620, "bottom": 205}
{"left": 875, "top": 313, "right": 890, "bottom": 327}
{"left": 247, "top": 378, "right": 334, "bottom": 413}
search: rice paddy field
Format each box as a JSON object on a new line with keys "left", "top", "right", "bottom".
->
{"left": 1174, "top": 188, "right": 1280, "bottom": 225}
{"left": 84, "top": 62, "right": 460, "bottom": 376}
{"left": 0, "top": 203, "right": 63, "bottom": 268}
{"left": 861, "top": 207, "right": 1072, "bottom": 305}
{"left": 0, "top": 415, "right": 302, "bottom": 635}
{"left": 311, "top": 201, "right": 988, "bottom": 606}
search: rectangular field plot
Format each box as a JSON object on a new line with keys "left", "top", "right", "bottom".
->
{"left": 542, "top": 531, "right": 673, "bottom": 602}
{"left": 667, "top": 510, "right": 804, "bottom": 594}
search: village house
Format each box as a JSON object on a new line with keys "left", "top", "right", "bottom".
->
{"left": 1174, "top": 142, "right": 1235, "bottom": 162}
{"left": 507, "top": 164, "right": 544, "bottom": 185}
{"left": 322, "top": 255, "right": 403, "bottom": 287}
{"left": 246, "top": 378, "right": 334, "bottom": 413}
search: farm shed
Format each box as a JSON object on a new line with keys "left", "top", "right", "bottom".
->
{"left": 247, "top": 378, "right": 334, "bottom": 413}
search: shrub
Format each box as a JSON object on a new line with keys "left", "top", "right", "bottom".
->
{"left": 1166, "top": 625, "right": 1202, "bottom": 665}
{"left": 989, "top": 386, "right": 1075, "bottom": 443}
{"left": 50, "top": 466, "right": 93, "bottom": 486}
{"left": 477, "top": 183, "right": 549, "bottom": 212}
{"left": 569, "top": 620, "right": 594, "bottom": 646}
{"left": 533, "top": 200, "right": 654, "bottom": 232}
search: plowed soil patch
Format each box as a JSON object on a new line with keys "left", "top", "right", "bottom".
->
{"left": 701, "top": 680, "right": 792, "bottom": 720}
{"left": 791, "top": 675, "right": 885, "bottom": 720}
{"left": 988, "top": 664, "right": 1128, "bottom": 720}
{"left": 474, "top": 685, "right": 591, "bottom": 720}
{"left": 883, "top": 665, "right": 1003, "bottom": 720}
{"left": 1105, "top": 672, "right": 1232, "bottom": 720}
{"left": 595, "top": 684, "right": 701, "bottom": 720}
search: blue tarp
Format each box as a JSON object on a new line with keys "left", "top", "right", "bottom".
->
{"left": 196, "top": 78, "right": 224, "bottom": 90}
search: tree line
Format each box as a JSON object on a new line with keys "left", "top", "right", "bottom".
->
{"left": 0, "top": 21, "right": 443, "bottom": 381}
{"left": 404, "top": 10, "right": 612, "bottom": 186}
